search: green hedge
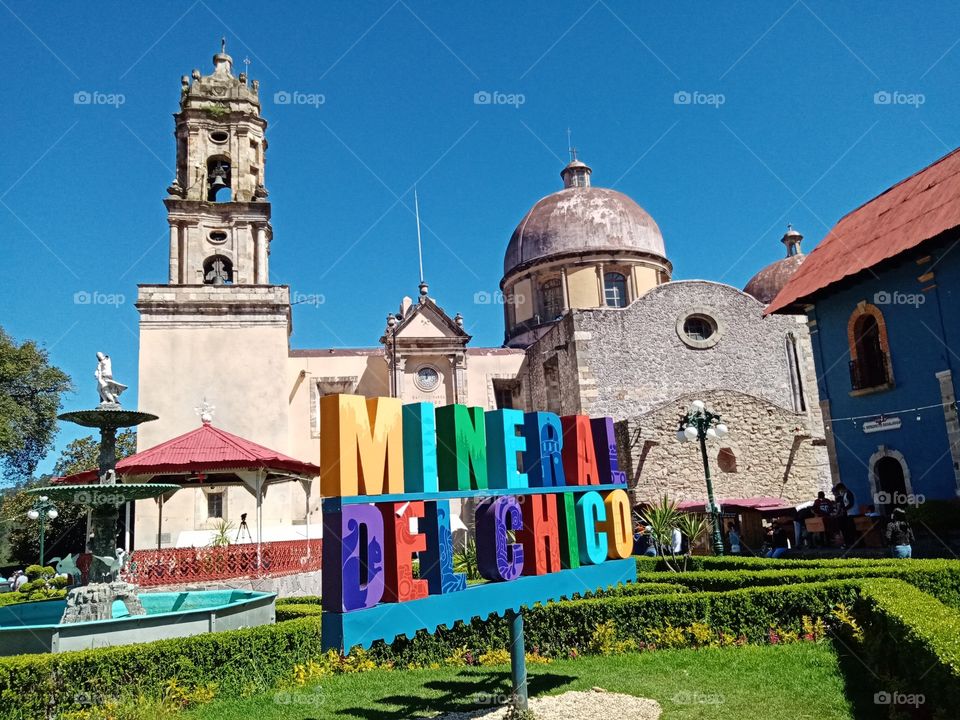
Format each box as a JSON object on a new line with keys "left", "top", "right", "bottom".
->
{"left": 634, "top": 555, "right": 911, "bottom": 573}
{"left": 633, "top": 559, "right": 960, "bottom": 609}
{"left": 364, "top": 579, "right": 863, "bottom": 664}
{"left": 276, "top": 603, "right": 323, "bottom": 622}
{"left": 855, "top": 579, "right": 960, "bottom": 711}
{"left": 0, "top": 617, "right": 324, "bottom": 719}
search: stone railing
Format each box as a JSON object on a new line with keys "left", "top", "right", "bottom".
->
{"left": 77, "top": 539, "right": 322, "bottom": 586}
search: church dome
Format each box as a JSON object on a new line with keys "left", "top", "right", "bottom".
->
{"left": 503, "top": 159, "right": 666, "bottom": 277}
{"left": 744, "top": 226, "right": 806, "bottom": 305}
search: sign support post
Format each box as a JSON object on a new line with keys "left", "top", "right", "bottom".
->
{"left": 507, "top": 608, "right": 528, "bottom": 709}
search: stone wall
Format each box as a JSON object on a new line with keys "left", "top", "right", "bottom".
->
{"left": 518, "top": 280, "right": 830, "bottom": 504}
{"left": 617, "top": 390, "right": 831, "bottom": 506}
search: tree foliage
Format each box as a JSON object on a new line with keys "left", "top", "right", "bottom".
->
{"left": 0, "top": 431, "right": 136, "bottom": 566}
{"left": 0, "top": 328, "right": 71, "bottom": 481}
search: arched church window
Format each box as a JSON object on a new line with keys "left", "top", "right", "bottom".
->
{"left": 786, "top": 333, "right": 806, "bottom": 412}
{"left": 203, "top": 255, "right": 233, "bottom": 285}
{"left": 206, "top": 156, "right": 232, "bottom": 202}
{"left": 848, "top": 305, "right": 892, "bottom": 391}
{"left": 540, "top": 278, "right": 563, "bottom": 321}
{"left": 604, "top": 272, "right": 628, "bottom": 308}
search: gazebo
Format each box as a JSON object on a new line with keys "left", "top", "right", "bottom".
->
{"left": 57, "top": 418, "right": 321, "bottom": 575}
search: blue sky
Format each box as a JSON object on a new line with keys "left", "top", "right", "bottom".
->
{"left": 2, "top": 1, "right": 959, "bottom": 474}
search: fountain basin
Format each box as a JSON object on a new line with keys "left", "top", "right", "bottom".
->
{"left": 0, "top": 589, "right": 276, "bottom": 655}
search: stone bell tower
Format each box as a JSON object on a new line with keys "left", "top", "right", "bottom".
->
{"left": 136, "top": 41, "right": 291, "bottom": 464}
{"left": 165, "top": 39, "right": 272, "bottom": 285}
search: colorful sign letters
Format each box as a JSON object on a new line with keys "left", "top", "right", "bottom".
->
{"left": 320, "top": 395, "right": 636, "bottom": 650}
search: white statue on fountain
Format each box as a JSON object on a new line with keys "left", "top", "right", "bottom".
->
{"left": 95, "top": 351, "right": 128, "bottom": 406}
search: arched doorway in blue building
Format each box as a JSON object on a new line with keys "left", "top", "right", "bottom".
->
{"left": 868, "top": 447, "right": 911, "bottom": 515}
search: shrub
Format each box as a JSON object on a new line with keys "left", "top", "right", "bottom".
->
{"left": 633, "top": 559, "right": 960, "bottom": 609}
{"left": 275, "top": 603, "right": 322, "bottom": 622}
{"left": 856, "top": 579, "right": 960, "bottom": 712}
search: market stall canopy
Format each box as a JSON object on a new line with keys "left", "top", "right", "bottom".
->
{"left": 677, "top": 496, "right": 798, "bottom": 518}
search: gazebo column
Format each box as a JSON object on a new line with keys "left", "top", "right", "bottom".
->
{"left": 299, "top": 477, "right": 313, "bottom": 557}
{"left": 238, "top": 470, "right": 267, "bottom": 571}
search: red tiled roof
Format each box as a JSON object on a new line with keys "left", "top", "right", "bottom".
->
{"left": 766, "top": 147, "right": 960, "bottom": 314}
{"left": 58, "top": 422, "right": 319, "bottom": 483}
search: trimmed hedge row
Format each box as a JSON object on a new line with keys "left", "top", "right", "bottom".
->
{"left": 362, "top": 579, "right": 863, "bottom": 665}
{"left": 0, "top": 617, "right": 324, "bottom": 719}
{"left": 855, "top": 579, "right": 960, "bottom": 711}
{"left": 633, "top": 559, "right": 960, "bottom": 608}
{"left": 634, "top": 555, "right": 914, "bottom": 573}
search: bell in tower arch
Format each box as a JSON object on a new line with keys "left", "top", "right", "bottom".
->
{"left": 206, "top": 158, "right": 232, "bottom": 202}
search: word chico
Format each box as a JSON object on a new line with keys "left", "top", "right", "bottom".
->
{"left": 320, "top": 395, "right": 633, "bottom": 614}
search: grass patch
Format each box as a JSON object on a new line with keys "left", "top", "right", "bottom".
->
{"left": 184, "top": 642, "right": 853, "bottom": 720}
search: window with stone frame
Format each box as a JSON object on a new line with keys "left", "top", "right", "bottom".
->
{"left": 848, "top": 304, "right": 893, "bottom": 391}
{"left": 206, "top": 491, "right": 224, "bottom": 519}
{"left": 540, "top": 278, "right": 564, "bottom": 321}
{"left": 604, "top": 272, "right": 629, "bottom": 308}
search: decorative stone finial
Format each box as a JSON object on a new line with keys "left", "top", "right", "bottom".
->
{"left": 455, "top": 312, "right": 464, "bottom": 328}
{"left": 418, "top": 281, "right": 429, "bottom": 302}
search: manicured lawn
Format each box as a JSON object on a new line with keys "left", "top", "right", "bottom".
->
{"left": 185, "top": 642, "right": 857, "bottom": 719}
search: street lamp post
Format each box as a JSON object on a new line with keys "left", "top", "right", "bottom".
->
{"left": 26, "top": 495, "right": 59, "bottom": 566}
{"left": 677, "top": 400, "right": 728, "bottom": 556}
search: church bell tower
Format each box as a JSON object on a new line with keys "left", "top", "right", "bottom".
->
{"left": 165, "top": 39, "right": 272, "bottom": 285}
{"left": 135, "top": 42, "right": 291, "bottom": 491}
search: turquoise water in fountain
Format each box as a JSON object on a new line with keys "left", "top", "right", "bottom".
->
{"left": 0, "top": 589, "right": 276, "bottom": 655}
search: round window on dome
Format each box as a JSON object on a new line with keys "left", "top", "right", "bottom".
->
{"left": 677, "top": 308, "right": 723, "bottom": 349}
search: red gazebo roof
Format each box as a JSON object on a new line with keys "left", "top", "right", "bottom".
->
{"left": 57, "top": 421, "right": 320, "bottom": 483}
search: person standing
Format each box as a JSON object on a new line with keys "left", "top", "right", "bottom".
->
{"left": 885, "top": 508, "right": 915, "bottom": 558}
{"left": 833, "top": 483, "right": 857, "bottom": 547}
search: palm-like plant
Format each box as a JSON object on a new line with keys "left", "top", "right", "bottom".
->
{"left": 453, "top": 538, "right": 481, "bottom": 581}
{"left": 639, "top": 495, "right": 682, "bottom": 572}
{"left": 208, "top": 519, "right": 235, "bottom": 548}
{"left": 674, "top": 512, "right": 710, "bottom": 570}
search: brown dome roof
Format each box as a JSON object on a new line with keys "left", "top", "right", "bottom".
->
{"left": 744, "top": 226, "right": 807, "bottom": 305}
{"left": 504, "top": 186, "right": 666, "bottom": 276}
{"left": 744, "top": 253, "right": 806, "bottom": 305}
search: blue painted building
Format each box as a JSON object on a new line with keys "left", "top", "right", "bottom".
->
{"left": 768, "top": 148, "right": 960, "bottom": 513}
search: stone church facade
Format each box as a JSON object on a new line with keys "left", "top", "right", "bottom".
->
{"left": 131, "top": 47, "right": 827, "bottom": 549}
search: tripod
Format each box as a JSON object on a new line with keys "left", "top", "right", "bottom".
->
{"left": 236, "top": 512, "right": 253, "bottom": 543}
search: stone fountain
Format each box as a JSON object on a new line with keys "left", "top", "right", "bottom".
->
{"left": 27, "top": 352, "right": 179, "bottom": 623}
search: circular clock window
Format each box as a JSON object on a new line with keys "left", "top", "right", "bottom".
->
{"left": 414, "top": 365, "right": 440, "bottom": 392}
